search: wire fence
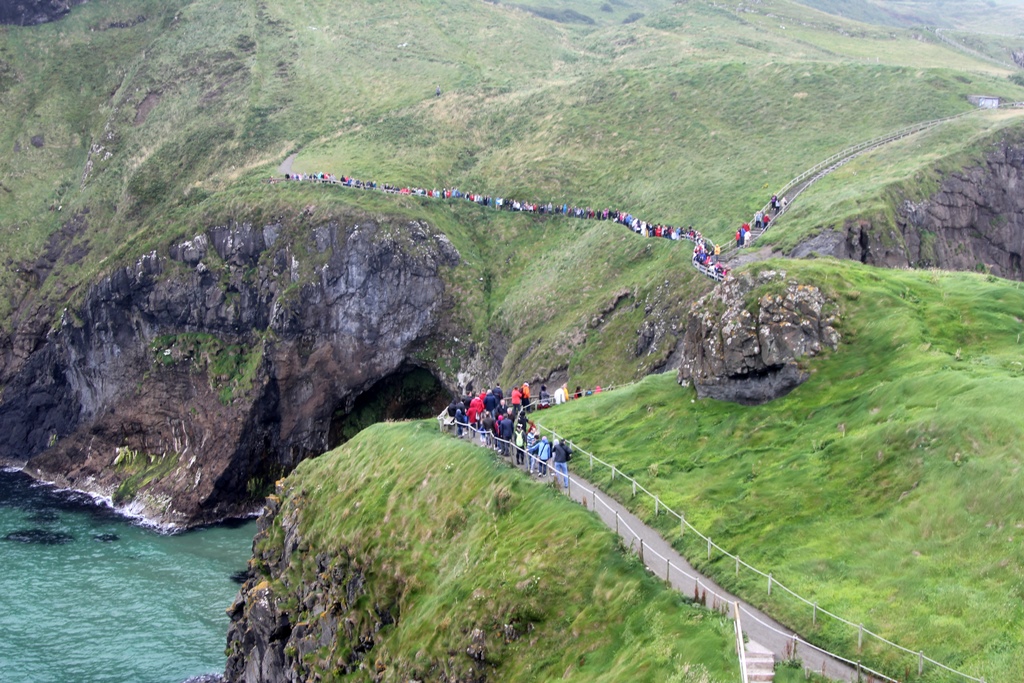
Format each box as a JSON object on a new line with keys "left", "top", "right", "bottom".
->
{"left": 743, "top": 100, "right": 1024, "bottom": 248}
{"left": 436, "top": 404, "right": 987, "bottom": 683}
{"left": 932, "top": 29, "right": 1018, "bottom": 70}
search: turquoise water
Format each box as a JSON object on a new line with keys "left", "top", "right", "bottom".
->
{"left": 0, "top": 469, "right": 256, "bottom": 683}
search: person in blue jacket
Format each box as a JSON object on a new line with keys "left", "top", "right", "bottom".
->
{"left": 455, "top": 407, "right": 468, "bottom": 438}
{"left": 528, "top": 435, "right": 551, "bottom": 477}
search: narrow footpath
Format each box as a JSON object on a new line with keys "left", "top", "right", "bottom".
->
{"left": 449, "top": 425, "right": 872, "bottom": 683}
{"left": 559, "top": 468, "right": 863, "bottom": 682}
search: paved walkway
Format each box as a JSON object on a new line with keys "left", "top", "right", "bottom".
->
{"left": 452, "top": 428, "right": 869, "bottom": 682}
{"left": 278, "top": 152, "right": 298, "bottom": 176}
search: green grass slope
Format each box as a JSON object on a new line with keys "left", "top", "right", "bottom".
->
{"left": 259, "top": 420, "right": 740, "bottom": 682}
{"left": 537, "top": 259, "right": 1024, "bottom": 682}
{"left": 795, "top": 0, "right": 1024, "bottom": 34}
{"left": 760, "top": 109, "right": 1024, "bottom": 254}
{"left": 3, "top": 0, "right": 1024, "bottom": 338}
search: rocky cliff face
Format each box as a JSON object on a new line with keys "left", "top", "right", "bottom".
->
{"left": 790, "top": 140, "right": 1024, "bottom": 280}
{"left": 0, "top": 0, "right": 86, "bottom": 25}
{"left": 677, "top": 270, "right": 840, "bottom": 405}
{"left": 226, "top": 488, "right": 498, "bottom": 683}
{"left": 0, "top": 212, "right": 461, "bottom": 529}
{"left": 225, "top": 495, "right": 406, "bottom": 683}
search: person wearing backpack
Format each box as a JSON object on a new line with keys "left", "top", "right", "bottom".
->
{"left": 481, "top": 411, "right": 496, "bottom": 448}
{"left": 528, "top": 436, "right": 551, "bottom": 477}
{"left": 513, "top": 423, "right": 526, "bottom": 466}
{"left": 552, "top": 439, "right": 572, "bottom": 488}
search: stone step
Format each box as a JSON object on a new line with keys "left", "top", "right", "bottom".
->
{"left": 744, "top": 640, "right": 775, "bottom": 682}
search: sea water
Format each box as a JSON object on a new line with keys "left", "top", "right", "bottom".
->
{"left": 0, "top": 468, "right": 256, "bottom": 683}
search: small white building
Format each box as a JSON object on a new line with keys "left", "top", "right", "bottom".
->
{"left": 968, "top": 95, "right": 1000, "bottom": 109}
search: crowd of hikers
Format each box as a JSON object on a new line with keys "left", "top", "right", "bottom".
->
{"left": 441, "top": 382, "right": 606, "bottom": 488}
{"left": 274, "top": 171, "right": 787, "bottom": 283}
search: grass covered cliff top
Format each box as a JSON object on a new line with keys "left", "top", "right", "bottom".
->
{"left": 259, "top": 420, "right": 741, "bottom": 682}
{"left": 536, "top": 258, "right": 1024, "bottom": 682}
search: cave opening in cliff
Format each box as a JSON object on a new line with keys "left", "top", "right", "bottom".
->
{"left": 328, "top": 365, "right": 450, "bottom": 447}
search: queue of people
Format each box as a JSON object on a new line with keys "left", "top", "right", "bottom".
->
{"left": 444, "top": 381, "right": 595, "bottom": 488}
{"left": 275, "top": 170, "right": 788, "bottom": 285}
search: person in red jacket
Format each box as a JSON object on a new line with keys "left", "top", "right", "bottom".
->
{"left": 510, "top": 386, "right": 522, "bottom": 415}
{"left": 468, "top": 394, "right": 484, "bottom": 430}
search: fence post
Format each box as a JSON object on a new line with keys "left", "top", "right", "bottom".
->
{"left": 611, "top": 466, "right": 615, "bottom": 481}
{"left": 858, "top": 624, "right": 863, "bottom": 653}
{"left": 615, "top": 511, "right": 619, "bottom": 535}
{"left": 632, "top": 480, "right": 636, "bottom": 498}
{"left": 735, "top": 555, "right": 739, "bottom": 576}
{"left": 813, "top": 602, "right": 817, "bottom": 626}
{"left": 680, "top": 513, "right": 684, "bottom": 536}
{"left": 666, "top": 559, "right": 671, "bottom": 581}
{"left": 639, "top": 538, "right": 645, "bottom": 565}
{"left": 918, "top": 651, "right": 924, "bottom": 677}
{"left": 589, "top": 454, "right": 593, "bottom": 471}
{"left": 707, "top": 537, "right": 711, "bottom": 560}
{"left": 655, "top": 496, "right": 659, "bottom": 515}
{"left": 768, "top": 573, "right": 772, "bottom": 597}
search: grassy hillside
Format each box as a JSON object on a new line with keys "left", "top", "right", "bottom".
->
{"left": 3, "top": 0, "right": 1024, "bottom": 340}
{"left": 759, "top": 108, "right": 1024, "bottom": 253}
{"left": 796, "top": 0, "right": 1024, "bottom": 34}
{"left": 5, "top": 2, "right": 1024, "bottom": 679}
{"left": 259, "top": 420, "right": 741, "bottom": 682}
{"left": 537, "top": 259, "right": 1024, "bottom": 682}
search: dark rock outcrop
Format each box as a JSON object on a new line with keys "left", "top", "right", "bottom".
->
{"left": 677, "top": 270, "right": 840, "bottom": 405}
{"left": 790, "top": 140, "right": 1024, "bottom": 280}
{"left": 0, "top": 213, "right": 461, "bottom": 529}
{"left": 226, "top": 492, "right": 475, "bottom": 683}
{"left": 0, "top": 0, "right": 86, "bottom": 26}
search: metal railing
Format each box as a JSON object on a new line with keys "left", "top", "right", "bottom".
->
{"left": 523, "top": 420, "right": 986, "bottom": 683}
{"left": 743, "top": 99, "right": 1024, "bottom": 248}
{"left": 734, "top": 601, "right": 750, "bottom": 683}
{"left": 437, "top": 406, "right": 987, "bottom": 683}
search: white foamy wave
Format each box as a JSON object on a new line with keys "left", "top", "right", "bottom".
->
{"left": 27, "top": 477, "right": 181, "bottom": 533}
{"left": 79, "top": 491, "right": 180, "bottom": 533}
